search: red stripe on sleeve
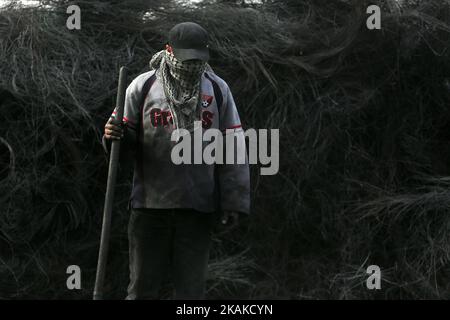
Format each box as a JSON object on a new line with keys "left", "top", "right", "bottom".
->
{"left": 112, "top": 111, "right": 135, "bottom": 125}
{"left": 221, "top": 124, "right": 242, "bottom": 132}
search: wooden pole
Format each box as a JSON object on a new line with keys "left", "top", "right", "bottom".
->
{"left": 93, "top": 66, "right": 128, "bottom": 300}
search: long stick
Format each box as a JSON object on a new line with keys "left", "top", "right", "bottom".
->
{"left": 93, "top": 66, "right": 128, "bottom": 300}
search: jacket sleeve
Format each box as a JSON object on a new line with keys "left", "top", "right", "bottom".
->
{"left": 216, "top": 83, "right": 251, "bottom": 215}
{"left": 102, "top": 76, "right": 143, "bottom": 162}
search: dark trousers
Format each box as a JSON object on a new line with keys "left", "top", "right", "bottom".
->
{"left": 126, "top": 208, "right": 215, "bottom": 300}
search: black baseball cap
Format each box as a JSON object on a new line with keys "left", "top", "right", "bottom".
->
{"left": 168, "top": 22, "right": 210, "bottom": 62}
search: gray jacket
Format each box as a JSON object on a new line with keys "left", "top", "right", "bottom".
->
{"left": 103, "top": 69, "right": 250, "bottom": 214}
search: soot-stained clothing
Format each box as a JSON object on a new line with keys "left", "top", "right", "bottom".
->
{"left": 103, "top": 69, "right": 250, "bottom": 215}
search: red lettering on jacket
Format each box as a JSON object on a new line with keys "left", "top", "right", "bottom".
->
{"left": 202, "top": 110, "right": 214, "bottom": 129}
{"left": 150, "top": 108, "right": 213, "bottom": 129}
{"left": 150, "top": 108, "right": 162, "bottom": 126}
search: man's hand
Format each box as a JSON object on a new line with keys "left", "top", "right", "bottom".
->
{"left": 104, "top": 118, "right": 124, "bottom": 140}
{"left": 221, "top": 210, "right": 240, "bottom": 229}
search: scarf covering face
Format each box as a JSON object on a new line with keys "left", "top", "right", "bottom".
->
{"left": 149, "top": 50, "right": 207, "bottom": 133}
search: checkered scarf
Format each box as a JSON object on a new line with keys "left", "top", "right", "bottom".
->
{"left": 149, "top": 50, "right": 207, "bottom": 133}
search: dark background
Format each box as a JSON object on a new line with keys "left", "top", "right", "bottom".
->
{"left": 0, "top": 0, "right": 450, "bottom": 299}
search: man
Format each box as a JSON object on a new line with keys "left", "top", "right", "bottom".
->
{"left": 102, "top": 22, "right": 250, "bottom": 299}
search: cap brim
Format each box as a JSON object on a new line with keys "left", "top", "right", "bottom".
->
{"left": 172, "top": 48, "right": 210, "bottom": 62}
